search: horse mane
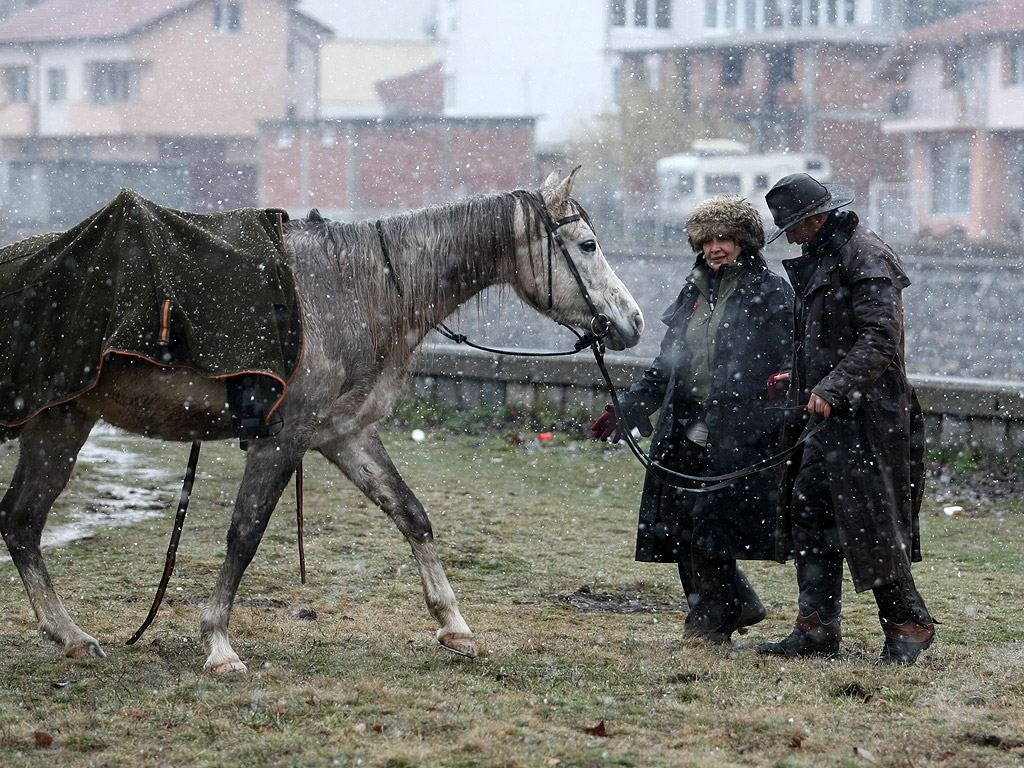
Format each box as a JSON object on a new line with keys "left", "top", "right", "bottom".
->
{"left": 283, "top": 189, "right": 579, "bottom": 342}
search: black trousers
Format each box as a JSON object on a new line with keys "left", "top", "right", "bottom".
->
{"left": 790, "top": 435, "right": 931, "bottom": 626}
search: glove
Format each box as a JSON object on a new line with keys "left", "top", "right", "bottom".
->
{"left": 767, "top": 372, "right": 790, "bottom": 403}
{"left": 591, "top": 403, "right": 623, "bottom": 443}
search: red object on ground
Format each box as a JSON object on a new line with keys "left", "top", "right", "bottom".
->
{"left": 537, "top": 432, "right": 554, "bottom": 441}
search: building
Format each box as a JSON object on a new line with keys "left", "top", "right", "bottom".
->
{"left": 0, "top": 0, "right": 329, "bottom": 240}
{"left": 604, "top": 0, "right": 990, "bottom": 241}
{"left": 882, "top": 0, "right": 1024, "bottom": 243}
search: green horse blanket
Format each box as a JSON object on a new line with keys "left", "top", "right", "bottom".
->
{"left": 0, "top": 188, "right": 303, "bottom": 428}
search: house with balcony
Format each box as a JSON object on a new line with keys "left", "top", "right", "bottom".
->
{"left": 0, "top": 0, "right": 329, "bottom": 239}
{"left": 882, "top": 0, "right": 1024, "bottom": 243}
{"left": 605, "top": 0, "right": 987, "bottom": 241}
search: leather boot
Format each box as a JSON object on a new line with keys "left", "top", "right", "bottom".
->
{"left": 757, "top": 612, "right": 841, "bottom": 659}
{"left": 878, "top": 619, "right": 935, "bottom": 665}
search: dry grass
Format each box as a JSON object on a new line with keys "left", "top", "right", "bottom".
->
{"left": 1, "top": 427, "right": 1023, "bottom": 767}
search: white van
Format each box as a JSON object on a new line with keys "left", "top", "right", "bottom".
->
{"left": 655, "top": 140, "right": 831, "bottom": 241}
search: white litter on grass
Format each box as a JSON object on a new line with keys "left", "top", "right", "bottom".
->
{"left": 411, "top": 429, "right": 426, "bottom": 442}
{"left": 943, "top": 505, "right": 964, "bottom": 516}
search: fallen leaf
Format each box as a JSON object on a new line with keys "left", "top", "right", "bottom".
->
{"left": 791, "top": 736, "right": 802, "bottom": 748}
{"left": 543, "top": 758, "right": 561, "bottom": 767}
{"left": 584, "top": 720, "right": 609, "bottom": 737}
{"left": 34, "top": 731, "right": 54, "bottom": 748}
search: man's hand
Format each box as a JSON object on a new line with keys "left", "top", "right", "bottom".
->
{"left": 807, "top": 393, "right": 832, "bottom": 418}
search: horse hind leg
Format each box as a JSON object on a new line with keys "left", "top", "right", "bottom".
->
{"left": 1, "top": 405, "right": 102, "bottom": 659}
{"left": 316, "top": 429, "right": 475, "bottom": 658}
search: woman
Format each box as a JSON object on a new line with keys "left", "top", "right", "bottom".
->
{"left": 592, "top": 196, "right": 793, "bottom": 642}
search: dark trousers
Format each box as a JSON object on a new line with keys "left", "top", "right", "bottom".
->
{"left": 791, "top": 436, "right": 929, "bottom": 626}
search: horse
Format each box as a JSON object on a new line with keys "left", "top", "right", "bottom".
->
{"left": 0, "top": 168, "right": 643, "bottom": 673}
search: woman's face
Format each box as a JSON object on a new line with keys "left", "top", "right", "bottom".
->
{"left": 702, "top": 235, "right": 741, "bottom": 272}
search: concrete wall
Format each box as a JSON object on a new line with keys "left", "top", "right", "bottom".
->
{"left": 407, "top": 345, "right": 1024, "bottom": 455}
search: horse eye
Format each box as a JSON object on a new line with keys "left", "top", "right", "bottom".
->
{"left": 579, "top": 239, "right": 597, "bottom": 253}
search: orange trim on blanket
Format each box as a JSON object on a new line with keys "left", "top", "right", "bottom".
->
{"left": 158, "top": 299, "right": 172, "bottom": 346}
{"left": 0, "top": 291, "right": 306, "bottom": 430}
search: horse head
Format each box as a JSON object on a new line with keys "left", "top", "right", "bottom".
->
{"left": 514, "top": 167, "right": 643, "bottom": 351}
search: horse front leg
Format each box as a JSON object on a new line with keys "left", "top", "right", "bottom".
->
{"left": 1, "top": 406, "right": 101, "bottom": 659}
{"left": 199, "top": 434, "right": 306, "bottom": 674}
{"left": 316, "top": 428, "right": 475, "bottom": 658}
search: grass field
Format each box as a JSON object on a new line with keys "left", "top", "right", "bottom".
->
{"left": 1, "top": 424, "right": 1023, "bottom": 767}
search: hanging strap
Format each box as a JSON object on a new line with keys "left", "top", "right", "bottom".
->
{"left": 127, "top": 440, "right": 202, "bottom": 645}
{"left": 296, "top": 460, "right": 306, "bottom": 585}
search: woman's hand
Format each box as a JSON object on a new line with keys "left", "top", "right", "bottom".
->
{"left": 591, "top": 403, "right": 623, "bottom": 442}
{"left": 767, "top": 372, "right": 790, "bottom": 402}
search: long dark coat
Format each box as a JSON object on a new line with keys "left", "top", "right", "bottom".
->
{"left": 618, "top": 258, "right": 794, "bottom": 563}
{"left": 776, "top": 211, "right": 926, "bottom": 597}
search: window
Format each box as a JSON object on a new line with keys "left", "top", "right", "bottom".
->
{"left": 89, "top": 62, "right": 138, "bottom": 104}
{"left": 942, "top": 46, "right": 967, "bottom": 89}
{"left": 655, "top": 0, "right": 672, "bottom": 28}
{"left": 704, "top": 0, "right": 717, "bottom": 27}
{"left": 6, "top": 67, "right": 29, "bottom": 104}
{"left": 47, "top": 67, "right": 67, "bottom": 103}
{"left": 214, "top": 2, "right": 242, "bottom": 34}
{"left": 721, "top": 49, "right": 743, "bottom": 87}
{"left": 768, "top": 47, "right": 794, "bottom": 84}
{"left": 633, "top": 0, "right": 649, "bottom": 25}
{"left": 676, "top": 173, "right": 695, "bottom": 196}
{"left": 932, "top": 139, "right": 971, "bottom": 216}
{"left": 705, "top": 174, "right": 742, "bottom": 196}
{"left": 1009, "top": 43, "right": 1024, "bottom": 86}
{"left": 613, "top": 0, "right": 670, "bottom": 29}
{"left": 611, "top": 0, "right": 626, "bottom": 25}
{"left": 763, "top": 0, "right": 781, "bottom": 26}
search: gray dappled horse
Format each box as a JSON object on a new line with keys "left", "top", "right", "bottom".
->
{"left": 0, "top": 169, "right": 643, "bottom": 673}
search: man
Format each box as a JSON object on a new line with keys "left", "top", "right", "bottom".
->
{"left": 757, "top": 173, "right": 935, "bottom": 665}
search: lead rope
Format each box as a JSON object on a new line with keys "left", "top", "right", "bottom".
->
{"left": 127, "top": 440, "right": 202, "bottom": 645}
{"left": 296, "top": 460, "right": 306, "bottom": 584}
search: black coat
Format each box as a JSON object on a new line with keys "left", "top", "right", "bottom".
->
{"left": 776, "top": 211, "right": 926, "bottom": 599}
{"left": 618, "top": 259, "right": 794, "bottom": 563}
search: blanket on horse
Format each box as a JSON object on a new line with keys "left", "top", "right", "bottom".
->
{"left": 0, "top": 188, "right": 303, "bottom": 428}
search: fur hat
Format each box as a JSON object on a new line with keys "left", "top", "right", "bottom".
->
{"left": 685, "top": 196, "right": 766, "bottom": 253}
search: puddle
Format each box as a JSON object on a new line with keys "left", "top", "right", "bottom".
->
{"left": 1, "top": 425, "right": 178, "bottom": 565}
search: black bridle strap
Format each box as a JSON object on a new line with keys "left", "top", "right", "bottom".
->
{"left": 296, "top": 460, "right": 306, "bottom": 585}
{"left": 127, "top": 440, "right": 201, "bottom": 645}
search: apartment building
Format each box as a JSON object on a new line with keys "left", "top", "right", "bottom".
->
{"left": 882, "top": 0, "right": 1024, "bottom": 242}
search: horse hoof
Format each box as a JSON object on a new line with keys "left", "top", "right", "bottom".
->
{"left": 438, "top": 632, "right": 476, "bottom": 658}
{"left": 205, "top": 657, "right": 248, "bottom": 674}
{"left": 67, "top": 640, "right": 106, "bottom": 660}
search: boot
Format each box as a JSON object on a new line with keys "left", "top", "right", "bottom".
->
{"left": 757, "top": 612, "right": 841, "bottom": 659}
{"left": 878, "top": 619, "right": 935, "bottom": 665}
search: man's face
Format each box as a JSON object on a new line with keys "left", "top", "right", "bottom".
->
{"left": 785, "top": 214, "right": 826, "bottom": 245}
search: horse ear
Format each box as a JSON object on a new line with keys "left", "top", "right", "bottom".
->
{"left": 544, "top": 165, "right": 582, "bottom": 202}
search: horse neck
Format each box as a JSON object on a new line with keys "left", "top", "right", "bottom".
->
{"left": 378, "top": 193, "right": 527, "bottom": 329}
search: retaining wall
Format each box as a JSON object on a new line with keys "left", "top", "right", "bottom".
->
{"left": 407, "top": 345, "right": 1024, "bottom": 455}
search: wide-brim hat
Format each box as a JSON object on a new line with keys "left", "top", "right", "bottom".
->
{"left": 765, "top": 173, "right": 854, "bottom": 244}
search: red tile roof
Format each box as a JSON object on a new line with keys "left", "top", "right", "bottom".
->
{"left": 0, "top": 0, "right": 208, "bottom": 43}
{"left": 907, "top": 0, "right": 1024, "bottom": 42}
